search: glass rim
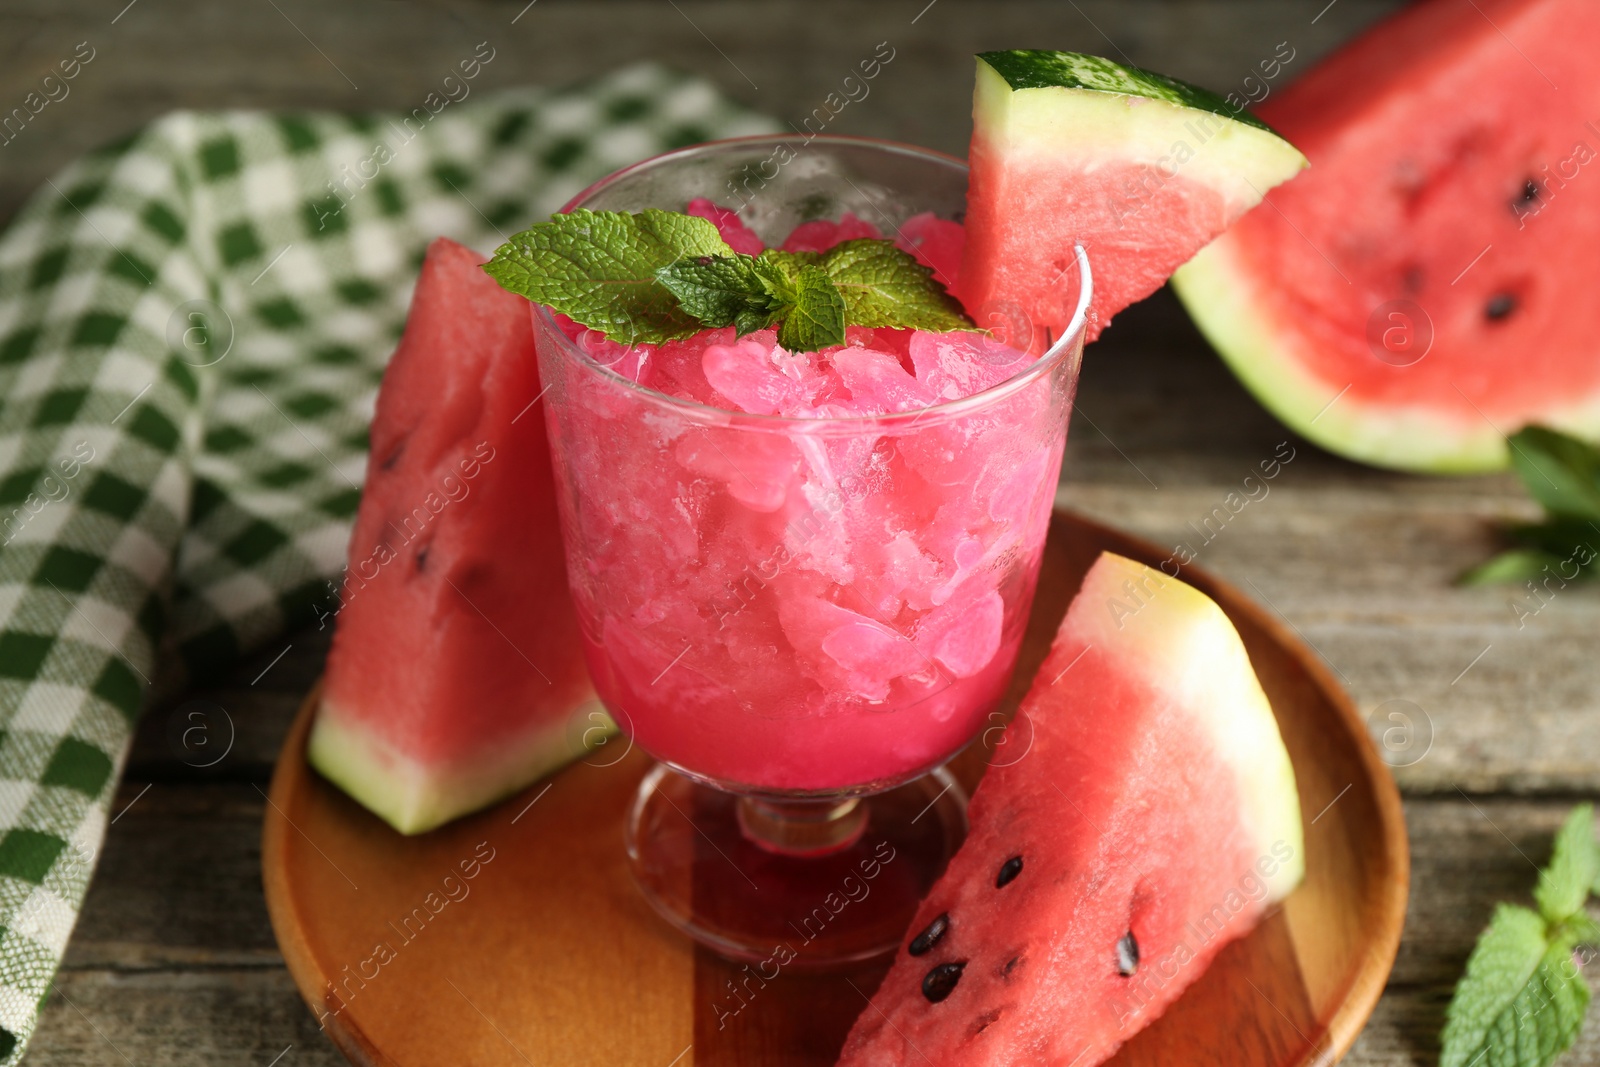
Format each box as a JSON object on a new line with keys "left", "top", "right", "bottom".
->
{"left": 534, "top": 134, "right": 1093, "bottom": 435}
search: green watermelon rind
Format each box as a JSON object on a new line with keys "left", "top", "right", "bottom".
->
{"left": 1172, "top": 236, "right": 1515, "bottom": 473}
{"left": 977, "top": 50, "right": 1280, "bottom": 136}
{"left": 307, "top": 696, "right": 614, "bottom": 835}
{"left": 971, "top": 56, "right": 1308, "bottom": 235}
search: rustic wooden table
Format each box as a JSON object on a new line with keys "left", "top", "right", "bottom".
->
{"left": 4, "top": 1, "right": 1596, "bottom": 1063}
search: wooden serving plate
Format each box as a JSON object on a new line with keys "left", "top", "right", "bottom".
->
{"left": 263, "top": 510, "right": 1409, "bottom": 1067}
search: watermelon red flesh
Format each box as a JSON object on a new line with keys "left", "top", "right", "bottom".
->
{"left": 837, "top": 552, "right": 1303, "bottom": 1067}
{"left": 309, "top": 237, "right": 600, "bottom": 835}
{"left": 960, "top": 51, "right": 1307, "bottom": 346}
{"left": 1174, "top": 0, "right": 1600, "bottom": 472}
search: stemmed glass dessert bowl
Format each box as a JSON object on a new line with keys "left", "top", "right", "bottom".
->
{"left": 531, "top": 135, "right": 1091, "bottom": 965}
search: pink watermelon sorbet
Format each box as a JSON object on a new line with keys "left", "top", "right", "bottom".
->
{"left": 533, "top": 203, "right": 1080, "bottom": 792}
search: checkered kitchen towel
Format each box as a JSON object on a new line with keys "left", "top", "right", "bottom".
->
{"left": 0, "top": 62, "right": 775, "bottom": 1061}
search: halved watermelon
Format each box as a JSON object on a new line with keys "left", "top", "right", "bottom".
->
{"left": 836, "top": 552, "right": 1303, "bottom": 1066}
{"left": 960, "top": 50, "right": 1306, "bottom": 344}
{"left": 1173, "top": 0, "right": 1600, "bottom": 472}
{"left": 309, "top": 238, "right": 602, "bottom": 835}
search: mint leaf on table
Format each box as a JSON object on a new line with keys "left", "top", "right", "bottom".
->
{"left": 820, "top": 239, "right": 972, "bottom": 333}
{"left": 1537, "top": 804, "right": 1600, "bottom": 925}
{"left": 1461, "top": 427, "right": 1600, "bottom": 585}
{"left": 1503, "top": 519, "right": 1600, "bottom": 559}
{"left": 1440, "top": 806, "right": 1600, "bottom": 1067}
{"left": 1442, "top": 905, "right": 1550, "bottom": 1067}
{"left": 1459, "top": 548, "right": 1570, "bottom": 588}
{"left": 483, "top": 209, "right": 734, "bottom": 344}
{"left": 1490, "top": 931, "right": 1590, "bottom": 1067}
{"left": 485, "top": 208, "right": 975, "bottom": 351}
{"left": 1510, "top": 427, "right": 1600, "bottom": 520}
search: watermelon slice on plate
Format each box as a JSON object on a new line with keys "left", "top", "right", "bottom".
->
{"left": 836, "top": 552, "right": 1303, "bottom": 1067}
{"left": 309, "top": 238, "right": 603, "bottom": 835}
{"left": 1173, "top": 0, "right": 1600, "bottom": 472}
{"left": 960, "top": 50, "right": 1307, "bottom": 345}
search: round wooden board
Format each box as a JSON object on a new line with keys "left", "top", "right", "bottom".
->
{"left": 263, "top": 509, "right": 1409, "bottom": 1067}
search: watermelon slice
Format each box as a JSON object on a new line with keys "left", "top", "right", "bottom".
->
{"left": 960, "top": 50, "right": 1307, "bottom": 344}
{"left": 309, "top": 238, "right": 602, "bottom": 835}
{"left": 836, "top": 552, "right": 1303, "bottom": 1066}
{"left": 1173, "top": 0, "right": 1600, "bottom": 472}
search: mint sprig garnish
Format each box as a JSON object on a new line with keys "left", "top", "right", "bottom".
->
{"left": 482, "top": 209, "right": 733, "bottom": 345}
{"left": 777, "top": 263, "right": 849, "bottom": 352}
{"left": 819, "top": 239, "right": 972, "bottom": 332}
{"left": 1440, "top": 804, "right": 1599, "bottom": 1067}
{"left": 1460, "top": 426, "right": 1600, "bottom": 585}
{"left": 653, "top": 254, "right": 773, "bottom": 334}
{"left": 485, "top": 209, "right": 973, "bottom": 350}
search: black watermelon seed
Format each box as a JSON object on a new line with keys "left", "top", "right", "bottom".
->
{"left": 416, "top": 545, "right": 430, "bottom": 571}
{"left": 1002, "top": 954, "right": 1023, "bottom": 977}
{"left": 1116, "top": 931, "right": 1140, "bottom": 977}
{"left": 1485, "top": 293, "right": 1517, "bottom": 321}
{"left": 908, "top": 913, "right": 949, "bottom": 957}
{"left": 995, "top": 855, "right": 1024, "bottom": 888}
{"left": 922, "top": 961, "right": 966, "bottom": 1003}
{"left": 1511, "top": 179, "right": 1540, "bottom": 218}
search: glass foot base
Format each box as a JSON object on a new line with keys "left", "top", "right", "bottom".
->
{"left": 626, "top": 764, "right": 968, "bottom": 968}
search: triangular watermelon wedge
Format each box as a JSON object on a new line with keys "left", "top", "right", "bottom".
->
{"left": 960, "top": 50, "right": 1307, "bottom": 343}
{"left": 309, "top": 238, "right": 603, "bottom": 835}
{"left": 837, "top": 552, "right": 1303, "bottom": 1066}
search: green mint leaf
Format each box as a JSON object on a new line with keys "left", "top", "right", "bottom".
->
{"left": 1485, "top": 933, "right": 1591, "bottom": 1067}
{"left": 1441, "top": 808, "right": 1600, "bottom": 1067}
{"left": 776, "top": 265, "right": 846, "bottom": 351}
{"left": 751, "top": 251, "right": 801, "bottom": 302}
{"left": 820, "top": 239, "right": 973, "bottom": 333}
{"left": 1536, "top": 804, "right": 1600, "bottom": 924}
{"left": 757, "top": 248, "right": 821, "bottom": 273}
{"left": 733, "top": 305, "right": 781, "bottom": 337}
{"left": 729, "top": 307, "right": 777, "bottom": 337}
{"left": 486, "top": 209, "right": 974, "bottom": 351}
{"left": 1458, "top": 514, "right": 1600, "bottom": 586}
{"left": 1508, "top": 426, "right": 1600, "bottom": 521}
{"left": 738, "top": 255, "right": 803, "bottom": 336}
{"left": 1505, "top": 518, "right": 1600, "bottom": 565}
{"left": 1458, "top": 548, "right": 1567, "bottom": 587}
{"left": 655, "top": 255, "right": 775, "bottom": 331}
{"left": 1441, "top": 904, "right": 1556, "bottom": 1067}
{"left": 483, "top": 209, "right": 733, "bottom": 344}
{"left": 750, "top": 249, "right": 817, "bottom": 299}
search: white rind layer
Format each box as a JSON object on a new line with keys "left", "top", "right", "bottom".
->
{"left": 1173, "top": 235, "right": 1510, "bottom": 473}
{"left": 1068, "top": 552, "right": 1305, "bottom": 902}
{"left": 1176, "top": 230, "right": 1600, "bottom": 474}
{"left": 308, "top": 695, "right": 612, "bottom": 835}
{"left": 973, "top": 60, "right": 1308, "bottom": 214}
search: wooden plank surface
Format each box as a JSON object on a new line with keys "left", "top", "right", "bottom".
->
{"left": 32, "top": 774, "right": 1599, "bottom": 1065}
{"left": 2, "top": 0, "right": 1597, "bottom": 1062}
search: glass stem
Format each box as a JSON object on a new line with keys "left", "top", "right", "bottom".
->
{"left": 736, "top": 795, "right": 867, "bottom": 857}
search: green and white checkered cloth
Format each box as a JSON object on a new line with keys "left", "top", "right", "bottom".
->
{"left": 0, "top": 63, "right": 775, "bottom": 1062}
